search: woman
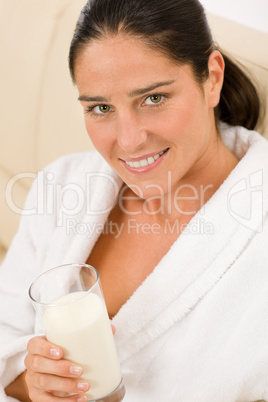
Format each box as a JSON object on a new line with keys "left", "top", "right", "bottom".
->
{"left": 2, "top": 0, "right": 268, "bottom": 401}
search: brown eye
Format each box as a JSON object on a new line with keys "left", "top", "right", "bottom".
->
{"left": 86, "top": 103, "right": 114, "bottom": 117}
{"left": 97, "top": 104, "right": 111, "bottom": 113}
{"left": 150, "top": 95, "right": 162, "bottom": 103}
{"left": 145, "top": 94, "right": 163, "bottom": 105}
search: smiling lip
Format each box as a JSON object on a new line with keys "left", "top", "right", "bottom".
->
{"left": 120, "top": 148, "right": 169, "bottom": 174}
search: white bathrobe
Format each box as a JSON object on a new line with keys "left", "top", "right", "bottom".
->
{"left": 0, "top": 124, "right": 268, "bottom": 402}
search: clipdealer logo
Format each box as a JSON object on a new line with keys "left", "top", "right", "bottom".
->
{"left": 227, "top": 170, "right": 263, "bottom": 232}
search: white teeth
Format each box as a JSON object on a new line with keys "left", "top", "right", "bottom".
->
{"left": 147, "top": 157, "right": 155, "bottom": 164}
{"left": 125, "top": 149, "right": 167, "bottom": 168}
{"left": 140, "top": 159, "right": 148, "bottom": 167}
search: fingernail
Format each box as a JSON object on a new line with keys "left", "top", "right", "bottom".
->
{"left": 70, "top": 365, "right": 83, "bottom": 376}
{"left": 77, "top": 396, "right": 87, "bottom": 402}
{"left": 50, "top": 348, "right": 60, "bottom": 358}
{"left": 77, "top": 381, "right": 90, "bottom": 391}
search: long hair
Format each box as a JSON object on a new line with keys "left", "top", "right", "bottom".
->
{"left": 69, "top": 0, "right": 260, "bottom": 130}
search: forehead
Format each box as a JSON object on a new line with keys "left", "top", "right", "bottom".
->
{"left": 74, "top": 35, "right": 193, "bottom": 93}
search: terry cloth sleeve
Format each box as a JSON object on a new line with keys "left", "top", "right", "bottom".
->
{"left": 0, "top": 151, "right": 97, "bottom": 400}
{"left": 0, "top": 172, "right": 48, "bottom": 400}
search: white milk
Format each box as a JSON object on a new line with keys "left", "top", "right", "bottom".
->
{"left": 44, "top": 291, "right": 122, "bottom": 400}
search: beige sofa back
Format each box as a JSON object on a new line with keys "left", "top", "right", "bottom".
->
{"left": 0, "top": 1, "right": 267, "bottom": 250}
{"left": 0, "top": 0, "right": 89, "bottom": 249}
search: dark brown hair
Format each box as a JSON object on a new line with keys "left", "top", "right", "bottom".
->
{"left": 69, "top": 0, "right": 260, "bottom": 130}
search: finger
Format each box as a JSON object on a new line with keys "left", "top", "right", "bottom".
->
{"left": 27, "top": 355, "right": 84, "bottom": 379}
{"left": 28, "top": 389, "right": 88, "bottom": 402}
{"left": 30, "top": 372, "right": 90, "bottom": 394}
{"left": 111, "top": 324, "right": 116, "bottom": 335}
{"left": 26, "top": 371, "right": 88, "bottom": 402}
{"left": 52, "top": 391, "right": 71, "bottom": 397}
{"left": 27, "top": 336, "right": 63, "bottom": 360}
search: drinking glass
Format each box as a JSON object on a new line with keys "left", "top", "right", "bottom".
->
{"left": 29, "top": 263, "right": 125, "bottom": 402}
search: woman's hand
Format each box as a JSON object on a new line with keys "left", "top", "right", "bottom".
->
{"left": 24, "top": 336, "right": 90, "bottom": 402}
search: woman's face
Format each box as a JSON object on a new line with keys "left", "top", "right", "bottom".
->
{"left": 74, "top": 35, "right": 223, "bottom": 199}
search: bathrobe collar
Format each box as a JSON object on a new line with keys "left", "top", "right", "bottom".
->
{"left": 44, "top": 125, "right": 268, "bottom": 363}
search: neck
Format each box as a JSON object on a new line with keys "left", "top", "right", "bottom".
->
{"left": 120, "top": 136, "right": 239, "bottom": 225}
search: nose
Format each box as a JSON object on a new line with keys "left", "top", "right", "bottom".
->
{"left": 116, "top": 111, "right": 148, "bottom": 153}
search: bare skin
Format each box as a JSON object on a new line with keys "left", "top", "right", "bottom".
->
{"left": 5, "top": 336, "right": 89, "bottom": 402}
{"left": 5, "top": 371, "right": 31, "bottom": 402}
{"left": 7, "top": 330, "right": 114, "bottom": 401}
{"left": 5, "top": 35, "right": 239, "bottom": 400}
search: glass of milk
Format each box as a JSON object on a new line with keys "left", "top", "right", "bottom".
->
{"left": 29, "top": 263, "right": 125, "bottom": 401}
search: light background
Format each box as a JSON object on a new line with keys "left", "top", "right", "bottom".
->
{"left": 200, "top": 0, "right": 268, "bottom": 33}
{"left": 0, "top": 0, "right": 267, "bottom": 265}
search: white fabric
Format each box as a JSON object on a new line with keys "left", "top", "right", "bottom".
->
{"left": 0, "top": 124, "right": 268, "bottom": 401}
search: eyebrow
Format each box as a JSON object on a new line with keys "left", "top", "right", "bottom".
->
{"left": 78, "top": 95, "right": 109, "bottom": 102}
{"left": 128, "top": 80, "right": 175, "bottom": 97}
{"left": 78, "top": 80, "right": 175, "bottom": 103}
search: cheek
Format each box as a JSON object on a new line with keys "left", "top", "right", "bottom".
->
{"left": 180, "top": 93, "right": 209, "bottom": 136}
{"left": 162, "top": 99, "right": 208, "bottom": 143}
{"left": 166, "top": 99, "right": 211, "bottom": 165}
{"left": 84, "top": 119, "right": 104, "bottom": 150}
{"left": 84, "top": 118, "right": 115, "bottom": 159}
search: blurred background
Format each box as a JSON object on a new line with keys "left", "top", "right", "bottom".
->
{"left": 0, "top": 0, "right": 267, "bottom": 264}
{"left": 200, "top": 0, "right": 268, "bottom": 33}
